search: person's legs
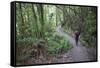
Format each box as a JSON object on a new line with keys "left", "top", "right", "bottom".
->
{"left": 75, "top": 36, "right": 78, "bottom": 46}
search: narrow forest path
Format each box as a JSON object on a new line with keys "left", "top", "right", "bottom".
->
{"left": 23, "top": 25, "right": 96, "bottom": 65}
{"left": 55, "top": 25, "right": 97, "bottom": 62}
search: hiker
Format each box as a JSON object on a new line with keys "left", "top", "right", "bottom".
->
{"left": 74, "top": 30, "right": 80, "bottom": 46}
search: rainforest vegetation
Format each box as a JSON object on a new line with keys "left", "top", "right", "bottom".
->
{"left": 16, "top": 3, "right": 97, "bottom": 65}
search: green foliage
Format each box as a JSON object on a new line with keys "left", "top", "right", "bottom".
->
{"left": 16, "top": 37, "right": 36, "bottom": 48}
{"left": 16, "top": 3, "right": 97, "bottom": 65}
{"left": 80, "top": 8, "right": 97, "bottom": 47}
{"left": 60, "top": 6, "right": 97, "bottom": 47}
{"left": 47, "top": 34, "right": 73, "bottom": 54}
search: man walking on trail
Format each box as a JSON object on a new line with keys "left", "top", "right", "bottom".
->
{"left": 74, "top": 30, "right": 80, "bottom": 46}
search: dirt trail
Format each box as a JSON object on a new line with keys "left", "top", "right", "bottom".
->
{"left": 55, "top": 25, "right": 97, "bottom": 62}
{"left": 23, "top": 25, "right": 96, "bottom": 65}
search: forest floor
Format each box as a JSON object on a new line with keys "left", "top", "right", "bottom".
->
{"left": 22, "top": 25, "right": 97, "bottom": 65}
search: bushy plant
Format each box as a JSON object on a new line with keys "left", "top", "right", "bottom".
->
{"left": 47, "top": 33, "right": 73, "bottom": 55}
